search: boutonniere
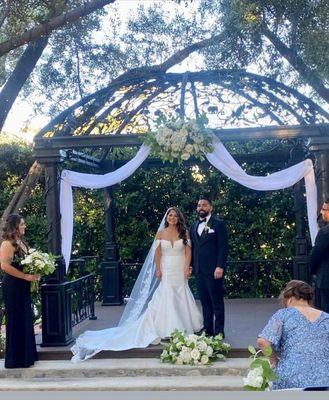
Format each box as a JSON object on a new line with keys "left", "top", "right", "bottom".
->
{"left": 204, "top": 222, "right": 215, "bottom": 234}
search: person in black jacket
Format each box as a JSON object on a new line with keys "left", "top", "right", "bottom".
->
{"left": 310, "top": 199, "right": 329, "bottom": 313}
{"left": 190, "top": 197, "right": 229, "bottom": 337}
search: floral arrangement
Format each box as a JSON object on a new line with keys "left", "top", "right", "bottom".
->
{"left": 160, "top": 329, "right": 230, "bottom": 365}
{"left": 243, "top": 345, "right": 277, "bottom": 391}
{"left": 145, "top": 115, "right": 214, "bottom": 164}
{"left": 21, "top": 249, "right": 56, "bottom": 291}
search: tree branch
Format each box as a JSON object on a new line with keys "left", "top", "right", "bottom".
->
{"left": 0, "top": 0, "right": 116, "bottom": 57}
{"left": 261, "top": 25, "right": 329, "bottom": 103}
{"left": 0, "top": 36, "right": 48, "bottom": 131}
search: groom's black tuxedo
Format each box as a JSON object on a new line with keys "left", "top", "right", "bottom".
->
{"left": 190, "top": 216, "right": 229, "bottom": 336}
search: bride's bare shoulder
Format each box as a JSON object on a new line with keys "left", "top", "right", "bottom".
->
{"left": 156, "top": 229, "right": 165, "bottom": 240}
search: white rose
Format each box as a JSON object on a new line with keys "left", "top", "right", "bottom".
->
{"left": 200, "top": 355, "right": 209, "bottom": 365}
{"left": 176, "top": 342, "right": 183, "bottom": 350}
{"left": 171, "top": 142, "right": 180, "bottom": 152}
{"left": 175, "top": 356, "right": 183, "bottom": 365}
{"left": 197, "top": 341, "right": 207, "bottom": 352}
{"left": 190, "top": 348, "right": 200, "bottom": 360}
{"left": 184, "top": 144, "right": 194, "bottom": 153}
{"left": 181, "top": 351, "right": 192, "bottom": 363}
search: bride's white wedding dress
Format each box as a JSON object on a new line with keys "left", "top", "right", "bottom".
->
{"left": 71, "top": 238, "right": 203, "bottom": 362}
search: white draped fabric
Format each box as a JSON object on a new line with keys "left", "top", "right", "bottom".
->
{"left": 60, "top": 144, "right": 150, "bottom": 269}
{"left": 205, "top": 139, "right": 318, "bottom": 246}
{"left": 60, "top": 138, "right": 318, "bottom": 270}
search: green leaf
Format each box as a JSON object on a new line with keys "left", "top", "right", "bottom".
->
{"left": 262, "top": 346, "right": 272, "bottom": 357}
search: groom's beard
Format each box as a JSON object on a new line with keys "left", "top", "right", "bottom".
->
{"left": 198, "top": 210, "right": 209, "bottom": 218}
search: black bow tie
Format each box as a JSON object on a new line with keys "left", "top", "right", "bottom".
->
{"left": 199, "top": 218, "right": 207, "bottom": 223}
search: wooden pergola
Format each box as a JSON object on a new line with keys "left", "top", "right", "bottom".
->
{"left": 34, "top": 69, "right": 329, "bottom": 346}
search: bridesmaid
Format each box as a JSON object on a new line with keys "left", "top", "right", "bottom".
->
{"left": 0, "top": 214, "right": 39, "bottom": 368}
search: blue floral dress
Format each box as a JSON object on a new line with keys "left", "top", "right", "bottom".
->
{"left": 259, "top": 307, "right": 329, "bottom": 390}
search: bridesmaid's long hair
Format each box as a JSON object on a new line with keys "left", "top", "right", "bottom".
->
{"left": 164, "top": 207, "right": 188, "bottom": 245}
{"left": 2, "top": 213, "right": 28, "bottom": 255}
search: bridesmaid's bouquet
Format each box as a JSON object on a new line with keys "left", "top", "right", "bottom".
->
{"left": 21, "top": 249, "right": 56, "bottom": 291}
{"left": 243, "top": 345, "right": 277, "bottom": 391}
{"left": 160, "top": 329, "right": 230, "bottom": 365}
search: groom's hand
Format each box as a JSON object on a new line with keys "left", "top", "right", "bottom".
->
{"left": 214, "top": 267, "right": 223, "bottom": 279}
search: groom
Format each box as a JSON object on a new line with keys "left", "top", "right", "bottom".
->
{"left": 190, "top": 197, "right": 229, "bottom": 338}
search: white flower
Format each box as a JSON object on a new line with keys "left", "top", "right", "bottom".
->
{"left": 171, "top": 142, "right": 180, "bottom": 152}
{"left": 200, "top": 355, "right": 209, "bottom": 365}
{"left": 175, "top": 356, "right": 183, "bottom": 365}
{"left": 194, "top": 135, "right": 203, "bottom": 144}
{"left": 180, "top": 350, "right": 192, "bottom": 363}
{"left": 197, "top": 341, "right": 207, "bottom": 352}
{"left": 190, "top": 348, "right": 200, "bottom": 360}
{"left": 176, "top": 342, "right": 183, "bottom": 350}
{"left": 181, "top": 152, "right": 190, "bottom": 161}
{"left": 243, "top": 366, "right": 264, "bottom": 388}
{"left": 188, "top": 334, "right": 198, "bottom": 343}
{"left": 206, "top": 346, "right": 213, "bottom": 357}
{"left": 184, "top": 144, "right": 194, "bottom": 153}
{"left": 161, "top": 350, "right": 168, "bottom": 357}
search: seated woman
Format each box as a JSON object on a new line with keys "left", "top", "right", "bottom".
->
{"left": 258, "top": 280, "right": 329, "bottom": 390}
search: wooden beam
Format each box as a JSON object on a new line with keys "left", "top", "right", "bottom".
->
{"left": 100, "top": 151, "right": 291, "bottom": 171}
{"left": 34, "top": 124, "right": 329, "bottom": 157}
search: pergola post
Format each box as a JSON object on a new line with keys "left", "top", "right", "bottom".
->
{"left": 308, "top": 137, "right": 329, "bottom": 213}
{"left": 101, "top": 185, "right": 122, "bottom": 305}
{"left": 39, "top": 154, "right": 74, "bottom": 346}
{"left": 289, "top": 143, "right": 310, "bottom": 282}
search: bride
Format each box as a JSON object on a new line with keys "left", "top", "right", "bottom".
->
{"left": 71, "top": 207, "right": 203, "bottom": 362}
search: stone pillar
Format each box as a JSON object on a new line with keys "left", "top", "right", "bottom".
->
{"left": 101, "top": 185, "right": 122, "bottom": 305}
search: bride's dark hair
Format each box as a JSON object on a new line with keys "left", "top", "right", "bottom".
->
{"left": 164, "top": 207, "right": 188, "bottom": 245}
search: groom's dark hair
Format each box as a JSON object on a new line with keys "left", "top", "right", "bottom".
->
{"left": 199, "top": 196, "right": 212, "bottom": 205}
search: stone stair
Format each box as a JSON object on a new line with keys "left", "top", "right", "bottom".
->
{"left": 0, "top": 358, "right": 249, "bottom": 391}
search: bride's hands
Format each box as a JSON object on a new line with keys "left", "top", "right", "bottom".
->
{"left": 156, "top": 269, "right": 162, "bottom": 280}
{"left": 184, "top": 267, "right": 191, "bottom": 280}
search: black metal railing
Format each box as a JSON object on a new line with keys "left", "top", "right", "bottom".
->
{"left": 120, "top": 259, "right": 294, "bottom": 299}
{"left": 67, "top": 256, "right": 102, "bottom": 301}
{"left": 68, "top": 273, "right": 97, "bottom": 327}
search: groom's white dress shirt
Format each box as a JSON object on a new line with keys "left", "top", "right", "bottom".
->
{"left": 197, "top": 214, "right": 211, "bottom": 236}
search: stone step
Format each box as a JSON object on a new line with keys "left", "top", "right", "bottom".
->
{"left": 37, "top": 345, "right": 249, "bottom": 360}
{"left": 0, "top": 375, "right": 245, "bottom": 391}
{"left": 0, "top": 358, "right": 250, "bottom": 379}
